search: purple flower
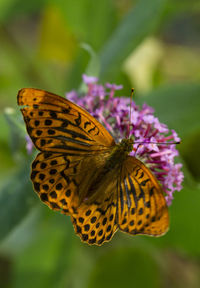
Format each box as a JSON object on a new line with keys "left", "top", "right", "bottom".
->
{"left": 82, "top": 74, "right": 98, "bottom": 84}
{"left": 66, "top": 74, "right": 183, "bottom": 206}
{"left": 25, "top": 135, "right": 34, "bottom": 154}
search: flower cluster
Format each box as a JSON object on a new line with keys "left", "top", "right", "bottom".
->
{"left": 66, "top": 74, "right": 184, "bottom": 205}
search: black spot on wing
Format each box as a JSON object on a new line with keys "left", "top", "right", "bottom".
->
{"left": 84, "top": 121, "right": 91, "bottom": 129}
{"left": 75, "top": 112, "right": 81, "bottom": 126}
{"left": 128, "top": 175, "right": 138, "bottom": 209}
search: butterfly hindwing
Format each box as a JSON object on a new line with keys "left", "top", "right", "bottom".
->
{"left": 70, "top": 168, "right": 119, "bottom": 245}
{"left": 117, "top": 156, "right": 169, "bottom": 236}
{"left": 31, "top": 149, "right": 118, "bottom": 245}
{"left": 17, "top": 88, "right": 115, "bottom": 154}
{"left": 71, "top": 198, "right": 118, "bottom": 245}
{"left": 31, "top": 152, "right": 83, "bottom": 214}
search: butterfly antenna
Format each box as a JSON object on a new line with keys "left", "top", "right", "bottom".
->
{"left": 128, "top": 88, "right": 134, "bottom": 138}
{"left": 134, "top": 141, "right": 181, "bottom": 145}
{"left": 134, "top": 141, "right": 181, "bottom": 156}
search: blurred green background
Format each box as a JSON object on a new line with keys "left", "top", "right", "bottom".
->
{"left": 0, "top": 0, "right": 200, "bottom": 287}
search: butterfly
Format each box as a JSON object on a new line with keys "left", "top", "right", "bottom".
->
{"left": 17, "top": 88, "right": 169, "bottom": 245}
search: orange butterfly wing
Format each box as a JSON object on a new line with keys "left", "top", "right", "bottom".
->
{"left": 70, "top": 163, "right": 120, "bottom": 245}
{"left": 18, "top": 88, "right": 115, "bottom": 154}
{"left": 71, "top": 196, "right": 118, "bottom": 245}
{"left": 70, "top": 154, "right": 169, "bottom": 245}
{"left": 17, "top": 88, "right": 115, "bottom": 215}
{"left": 117, "top": 156, "right": 169, "bottom": 236}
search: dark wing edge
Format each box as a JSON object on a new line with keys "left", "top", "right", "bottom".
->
{"left": 117, "top": 156, "right": 169, "bottom": 237}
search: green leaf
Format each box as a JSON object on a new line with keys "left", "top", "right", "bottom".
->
{"left": 4, "top": 108, "right": 25, "bottom": 135}
{"left": 13, "top": 213, "right": 74, "bottom": 288}
{"left": 0, "top": 161, "right": 38, "bottom": 242}
{"left": 81, "top": 43, "right": 100, "bottom": 78}
{"left": 99, "top": 0, "right": 167, "bottom": 79}
{"left": 0, "top": 207, "right": 41, "bottom": 254}
{"left": 78, "top": 43, "right": 100, "bottom": 93}
{"left": 0, "top": 0, "right": 18, "bottom": 22}
{"left": 4, "top": 108, "right": 27, "bottom": 156}
{"left": 169, "top": 185, "right": 200, "bottom": 255}
{"left": 148, "top": 184, "right": 200, "bottom": 256}
{"left": 0, "top": 0, "right": 49, "bottom": 22}
{"left": 57, "top": 0, "right": 116, "bottom": 51}
{"left": 138, "top": 83, "right": 200, "bottom": 181}
{"left": 139, "top": 83, "right": 200, "bottom": 138}
{"left": 180, "top": 131, "right": 200, "bottom": 182}
{"left": 88, "top": 247, "right": 161, "bottom": 288}
{"left": 58, "top": 0, "right": 116, "bottom": 91}
{"left": 0, "top": 114, "right": 17, "bottom": 179}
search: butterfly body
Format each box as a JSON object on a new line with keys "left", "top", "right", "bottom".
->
{"left": 18, "top": 88, "right": 169, "bottom": 245}
{"left": 88, "top": 138, "right": 133, "bottom": 187}
{"left": 107, "top": 138, "right": 134, "bottom": 167}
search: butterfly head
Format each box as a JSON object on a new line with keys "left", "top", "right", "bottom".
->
{"left": 119, "top": 138, "right": 134, "bottom": 154}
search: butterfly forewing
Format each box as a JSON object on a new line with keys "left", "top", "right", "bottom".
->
{"left": 31, "top": 151, "right": 83, "bottom": 214}
{"left": 117, "top": 156, "right": 169, "bottom": 236}
{"left": 18, "top": 88, "right": 115, "bottom": 154}
{"left": 18, "top": 88, "right": 116, "bottom": 219}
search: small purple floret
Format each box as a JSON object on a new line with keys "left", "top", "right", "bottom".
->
{"left": 25, "top": 135, "right": 34, "bottom": 154}
{"left": 82, "top": 74, "right": 98, "bottom": 84}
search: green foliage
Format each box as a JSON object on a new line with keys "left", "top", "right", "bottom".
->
{"left": 0, "top": 0, "right": 200, "bottom": 287}
{"left": 139, "top": 83, "right": 200, "bottom": 137}
{"left": 99, "top": 0, "right": 167, "bottom": 80}
{"left": 88, "top": 247, "right": 161, "bottom": 288}
{"left": 139, "top": 83, "right": 200, "bottom": 181}
{"left": 0, "top": 162, "right": 37, "bottom": 242}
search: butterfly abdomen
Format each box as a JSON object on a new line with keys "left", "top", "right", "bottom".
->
{"left": 84, "top": 140, "right": 133, "bottom": 202}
